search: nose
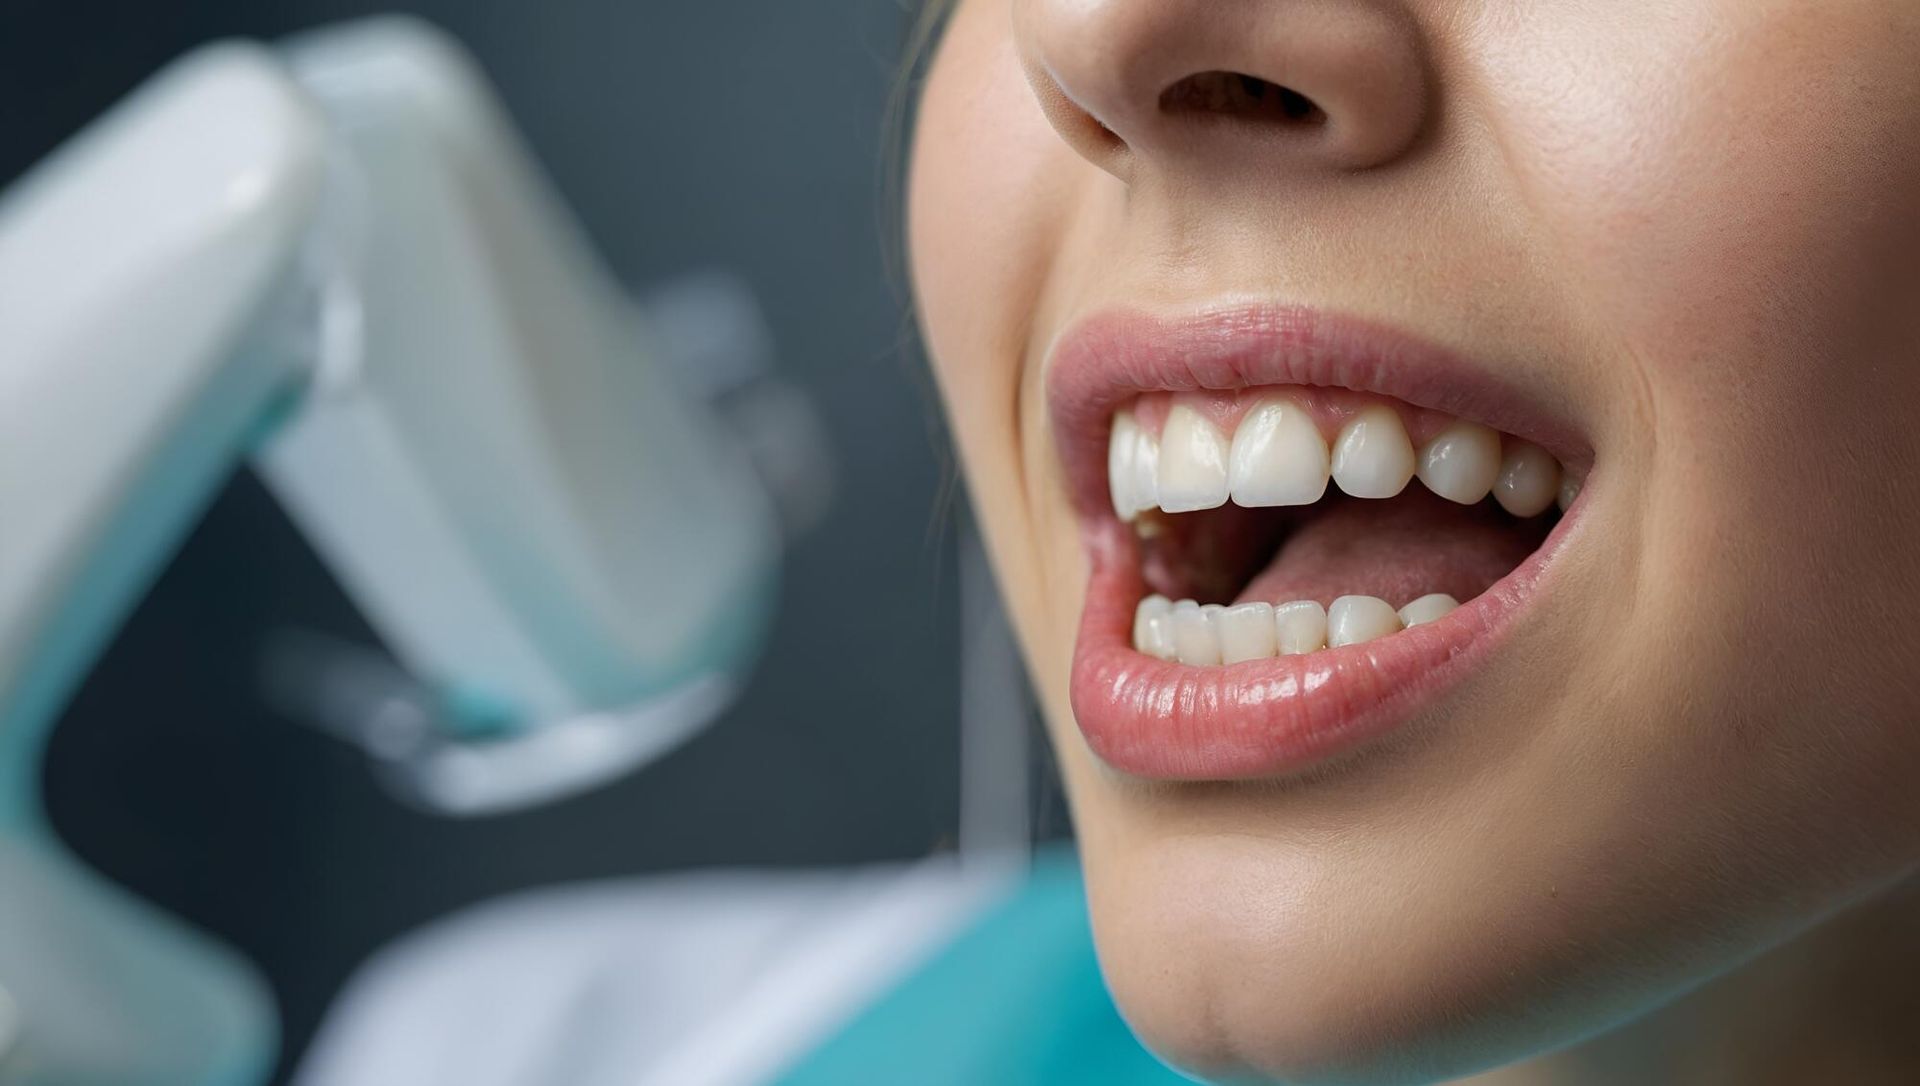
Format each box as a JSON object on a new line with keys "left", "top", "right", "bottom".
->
{"left": 1015, "top": 0, "right": 1430, "bottom": 179}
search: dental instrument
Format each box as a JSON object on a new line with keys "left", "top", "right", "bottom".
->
{"left": 0, "top": 17, "right": 816, "bottom": 1084}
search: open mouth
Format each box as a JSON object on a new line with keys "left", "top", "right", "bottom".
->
{"left": 1049, "top": 305, "right": 1590, "bottom": 780}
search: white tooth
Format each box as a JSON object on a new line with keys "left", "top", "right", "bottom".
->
{"left": 1171, "top": 599, "right": 1222, "bottom": 665}
{"left": 1201, "top": 603, "right": 1227, "bottom": 638}
{"left": 1216, "top": 602, "right": 1278, "bottom": 664}
{"left": 1493, "top": 439, "right": 1561, "bottom": 517}
{"left": 1109, "top": 412, "right": 1141, "bottom": 520}
{"left": 1156, "top": 405, "right": 1230, "bottom": 513}
{"left": 1133, "top": 594, "right": 1174, "bottom": 656}
{"left": 1398, "top": 593, "right": 1460, "bottom": 627}
{"left": 1273, "top": 599, "right": 1329, "bottom": 655}
{"left": 1557, "top": 471, "right": 1582, "bottom": 512}
{"left": 1330, "top": 406, "right": 1416, "bottom": 499}
{"left": 1417, "top": 420, "right": 1501, "bottom": 505}
{"left": 1143, "top": 613, "right": 1177, "bottom": 659}
{"left": 1228, "top": 397, "right": 1330, "bottom": 507}
{"left": 1132, "top": 423, "right": 1161, "bottom": 517}
{"left": 1328, "top": 595, "right": 1403, "bottom": 647}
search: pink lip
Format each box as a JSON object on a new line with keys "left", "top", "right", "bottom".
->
{"left": 1050, "top": 304, "right": 1587, "bottom": 780}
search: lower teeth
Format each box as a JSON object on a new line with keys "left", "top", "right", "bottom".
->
{"left": 1133, "top": 592, "right": 1460, "bottom": 665}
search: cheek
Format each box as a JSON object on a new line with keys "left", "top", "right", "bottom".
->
{"left": 909, "top": 0, "right": 1094, "bottom": 662}
{"left": 1476, "top": 1, "right": 1920, "bottom": 606}
{"left": 1473, "top": 0, "right": 1920, "bottom": 827}
{"left": 1474, "top": 0, "right": 1920, "bottom": 412}
{"left": 909, "top": 0, "right": 1075, "bottom": 424}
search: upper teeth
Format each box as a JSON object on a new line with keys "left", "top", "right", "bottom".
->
{"left": 1108, "top": 397, "right": 1567, "bottom": 520}
{"left": 1158, "top": 404, "right": 1232, "bottom": 513}
{"left": 1414, "top": 420, "right": 1502, "bottom": 504}
{"left": 1228, "top": 397, "right": 1330, "bottom": 507}
{"left": 1495, "top": 439, "right": 1561, "bottom": 517}
{"left": 1330, "top": 405, "right": 1417, "bottom": 500}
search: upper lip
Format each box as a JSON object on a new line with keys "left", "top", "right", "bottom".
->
{"left": 1046, "top": 301, "right": 1590, "bottom": 780}
{"left": 1045, "top": 301, "right": 1591, "bottom": 525}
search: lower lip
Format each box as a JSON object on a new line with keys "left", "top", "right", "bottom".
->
{"left": 1068, "top": 513, "right": 1571, "bottom": 781}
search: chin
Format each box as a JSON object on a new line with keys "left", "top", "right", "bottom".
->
{"left": 1088, "top": 831, "right": 1589, "bottom": 1086}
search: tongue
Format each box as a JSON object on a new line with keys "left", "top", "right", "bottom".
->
{"left": 1236, "top": 488, "right": 1547, "bottom": 609}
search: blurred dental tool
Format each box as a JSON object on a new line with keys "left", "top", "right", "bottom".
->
{"left": 0, "top": 17, "right": 823, "bottom": 1084}
{"left": 0, "top": 984, "right": 15, "bottom": 1066}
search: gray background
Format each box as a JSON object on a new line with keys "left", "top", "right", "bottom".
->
{"left": 2, "top": 1, "right": 1062, "bottom": 1079}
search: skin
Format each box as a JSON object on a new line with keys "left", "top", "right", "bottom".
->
{"left": 907, "top": 1, "right": 1920, "bottom": 1083}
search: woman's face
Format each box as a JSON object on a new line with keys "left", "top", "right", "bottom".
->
{"left": 909, "top": 0, "right": 1920, "bottom": 1081}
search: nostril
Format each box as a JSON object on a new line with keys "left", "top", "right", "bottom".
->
{"left": 1271, "top": 83, "right": 1321, "bottom": 124}
{"left": 1159, "top": 71, "right": 1327, "bottom": 128}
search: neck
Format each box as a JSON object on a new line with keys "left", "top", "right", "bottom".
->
{"left": 1466, "top": 881, "right": 1920, "bottom": 1086}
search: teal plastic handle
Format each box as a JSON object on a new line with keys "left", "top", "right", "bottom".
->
{"left": 0, "top": 828, "right": 275, "bottom": 1086}
{"left": 0, "top": 295, "right": 290, "bottom": 1085}
{"left": 0, "top": 255, "right": 289, "bottom": 1085}
{"left": 0, "top": 41, "right": 314, "bottom": 1082}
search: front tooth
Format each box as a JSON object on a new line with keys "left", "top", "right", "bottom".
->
{"left": 1330, "top": 406, "right": 1416, "bottom": 499}
{"left": 1170, "top": 599, "right": 1222, "bottom": 665}
{"left": 1398, "top": 593, "right": 1459, "bottom": 627}
{"left": 1417, "top": 420, "right": 1501, "bottom": 504}
{"left": 1327, "top": 595, "right": 1402, "bottom": 646}
{"left": 1109, "top": 413, "right": 1141, "bottom": 520}
{"left": 1216, "top": 602, "right": 1278, "bottom": 663}
{"left": 1273, "top": 600, "right": 1329, "bottom": 655}
{"left": 1201, "top": 603, "right": 1227, "bottom": 639}
{"left": 1228, "top": 397, "right": 1329, "bottom": 507}
{"left": 1147, "top": 614, "right": 1178, "bottom": 659}
{"left": 1156, "top": 405, "right": 1230, "bottom": 513}
{"left": 1133, "top": 594, "right": 1175, "bottom": 657}
{"left": 1493, "top": 439, "right": 1561, "bottom": 517}
{"left": 1132, "top": 423, "right": 1161, "bottom": 517}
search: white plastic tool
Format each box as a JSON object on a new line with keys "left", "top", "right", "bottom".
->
{"left": 0, "top": 18, "right": 797, "bottom": 1084}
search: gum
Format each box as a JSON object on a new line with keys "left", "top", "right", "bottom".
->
{"left": 1124, "top": 387, "right": 1462, "bottom": 448}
